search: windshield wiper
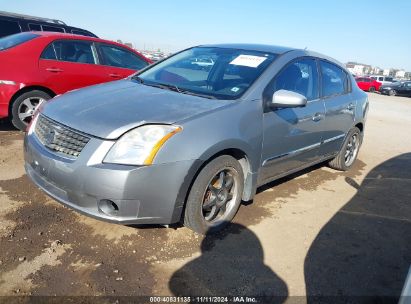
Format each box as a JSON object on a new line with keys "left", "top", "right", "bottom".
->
{"left": 131, "top": 78, "right": 217, "bottom": 99}
{"left": 179, "top": 90, "right": 217, "bottom": 99}
{"left": 153, "top": 82, "right": 182, "bottom": 93}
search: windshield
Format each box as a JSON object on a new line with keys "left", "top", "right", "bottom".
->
{"left": 135, "top": 47, "right": 277, "bottom": 99}
{"left": 0, "top": 32, "right": 39, "bottom": 51}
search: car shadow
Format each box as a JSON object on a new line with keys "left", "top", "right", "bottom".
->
{"left": 304, "top": 153, "right": 411, "bottom": 303}
{"left": 168, "top": 223, "right": 288, "bottom": 303}
{"left": 0, "top": 118, "right": 17, "bottom": 131}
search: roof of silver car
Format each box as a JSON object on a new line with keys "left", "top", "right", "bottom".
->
{"left": 199, "top": 43, "right": 296, "bottom": 54}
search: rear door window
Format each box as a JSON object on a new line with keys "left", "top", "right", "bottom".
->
{"left": 98, "top": 44, "right": 149, "bottom": 70}
{"left": 40, "top": 43, "right": 57, "bottom": 60}
{"left": 0, "top": 20, "right": 21, "bottom": 37}
{"left": 320, "top": 61, "right": 346, "bottom": 97}
{"left": 44, "top": 40, "right": 97, "bottom": 64}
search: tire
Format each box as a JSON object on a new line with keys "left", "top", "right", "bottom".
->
{"left": 369, "top": 86, "right": 375, "bottom": 93}
{"left": 11, "top": 90, "right": 52, "bottom": 131}
{"left": 184, "top": 155, "right": 244, "bottom": 234}
{"left": 389, "top": 89, "right": 397, "bottom": 96}
{"left": 328, "top": 127, "right": 362, "bottom": 171}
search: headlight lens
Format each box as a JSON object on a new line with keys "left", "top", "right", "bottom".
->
{"left": 104, "top": 125, "right": 181, "bottom": 165}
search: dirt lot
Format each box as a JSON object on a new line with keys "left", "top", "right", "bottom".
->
{"left": 0, "top": 93, "right": 410, "bottom": 302}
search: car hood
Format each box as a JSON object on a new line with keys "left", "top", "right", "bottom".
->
{"left": 41, "top": 80, "right": 231, "bottom": 139}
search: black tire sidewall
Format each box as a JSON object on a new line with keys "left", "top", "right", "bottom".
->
{"left": 11, "top": 90, "right": 51, "bottom": 131}
{"left": 184, "top": 155, "right": 244, "bottom": 234}
{"left": 339, "top": 127, "right": 362, "bottom": 170}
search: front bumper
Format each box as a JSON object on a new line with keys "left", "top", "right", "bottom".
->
{"left": 379, "top": 88, "right": 391, "bottom": 95}
{"left": 24, "top": 131, "right": 199, "bottom": 225}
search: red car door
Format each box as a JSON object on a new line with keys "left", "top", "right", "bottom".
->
{"left": 38, "top": 39, "right": 109, "bottom": 94}
{"left": 355, "top": 77, "right": 369, "bottom": 91}
{"left": 96, "top": 43, "right": 150, "bottom": 80}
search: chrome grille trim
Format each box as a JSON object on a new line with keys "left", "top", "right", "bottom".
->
{"left": 34, "top": 115, "right": 90, "bottom": 158}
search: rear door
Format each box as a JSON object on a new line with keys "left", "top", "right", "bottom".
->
{"left": 260, "top": 57, "right": 325, "bottom": 183}
{"left": 96, "top": 43, "right": 150, "bottom": 80}
{"left": 38, "top": 39, "right": 108, "bottom": 93}
{"left": 318, "top": 60, "right": 355, "bottom": 158}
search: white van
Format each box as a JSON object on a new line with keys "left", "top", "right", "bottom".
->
{"left": 370, "top": 75, "right": 395, "bottom": 85}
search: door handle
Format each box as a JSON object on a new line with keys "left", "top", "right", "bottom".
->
{"left": 312, "top": 113, "right": 323, "bottom": 122}
{"left": 347, "top": 103, "right": 355, "bottom": 111}
{"left": 46, "top": 67, "right": 63, "bottom": 73}
{"left": 109, "top": 73, "right": 122, "bottom": 78}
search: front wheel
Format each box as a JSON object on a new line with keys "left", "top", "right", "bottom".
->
{"left": 183, "top": 155, "right": 244, "bottom": 234}
{"left": 328, "top": 127, "right": 362, "bottom": 171}
{"left": 389, "top": 89, "right": 397, "bottom": 96}
{"left": 11, "top": 90, "right": 51, "bottom": 131}
{"left": 369, "top": 86, "right": 375, "bottom": 93}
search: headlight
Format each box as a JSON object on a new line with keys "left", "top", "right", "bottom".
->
{"left": 27, "top": 113, "right": 39, "bottom": 134}
{"left": 104, "top": 125, "right": 182, "bottom": 165}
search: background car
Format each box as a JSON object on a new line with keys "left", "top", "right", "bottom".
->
{"left": 355, "top": 76, "right": 381, "bottom": 92}
{"left": 369, "top": 75, "right": 395, "bottom": 86}
{"left": 0, "top": 10, "right": 97, "bottom": 38}
{"left": 379, "top": 81, "right": 411, "bottom": 96}
{"left": 0, "top": 32, "right": 152, "bottom": 130}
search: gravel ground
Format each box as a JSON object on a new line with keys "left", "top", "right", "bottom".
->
{"left": 0, "top": 93, "right": 410, "bottom": 302}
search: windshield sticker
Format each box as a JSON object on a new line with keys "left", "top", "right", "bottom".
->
{"left": 230, "top": 55, "right": 267, "bottom": 68}
{"left": 231, "top": 87, "right": 240, "bottom": 92}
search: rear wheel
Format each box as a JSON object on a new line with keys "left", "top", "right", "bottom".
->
{"left": 183, "top": 155, "right": 244, "bottom": 234}
{"left": 328, "top": 127, "right": 362, "bottom": 171}
{"left": 389, "top": 89, "right": 397, "bottom": 96}
{"left": 11, "top": 90, "right": 51, "bottom": 131}
{"left": 369, "top": 86, "right": 375, "bottom": 93}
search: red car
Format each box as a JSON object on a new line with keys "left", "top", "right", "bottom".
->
{"left": 355, "top": 77, "right": 381, "bottom": 93}
{"left": 0, "top": 32, "right": 152, "bottom": 130}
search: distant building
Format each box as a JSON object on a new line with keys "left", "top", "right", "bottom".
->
{"left": 395, "top": 70, "right": 406, "bottom": 79}
{"left": 124, "top": 42, "right": 133, "bottom": 48}
{"left": 383, "top": 69, "right": 390, "bottom": 76}
{"left": 346, "top": 62, "right": 365, "bottom": 76}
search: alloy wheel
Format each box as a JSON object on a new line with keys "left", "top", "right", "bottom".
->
{"left": 18, "top": 97, "right": 45, "bottom": 125}
{"left": 202, "top": 168, "right": 239, "bottom": 225}
{"left": 344, "top": 133, "right": 360, "bottom": 166}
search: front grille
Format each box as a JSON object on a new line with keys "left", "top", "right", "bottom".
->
{"left": 34, "top": 115, "right": 90, "bottom": 157}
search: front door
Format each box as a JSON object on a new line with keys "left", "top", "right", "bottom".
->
{"left": 260, "top": 58, "right": 325, "bottom": 184}
{"left": 96, "top": 43, "right": 150, "bottom": 80}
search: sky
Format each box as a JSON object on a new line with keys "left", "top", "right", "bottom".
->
{"left": 1, "top": 0, "right": 411, "bottom": 71}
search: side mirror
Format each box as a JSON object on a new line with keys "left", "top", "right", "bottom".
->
{"left": 270, "top": 89, "right": 307, "bottom": 108}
